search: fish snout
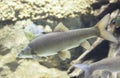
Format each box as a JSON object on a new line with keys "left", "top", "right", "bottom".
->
{"left": 17, "top": 51, "right": 23, "bottom": 58}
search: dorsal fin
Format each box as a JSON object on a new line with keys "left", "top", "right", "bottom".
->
{"left": 44, "top": 25, "right": 52, "bottom": 33}
{"left": 54, "top": 22, "right": 69, "bottom": 32}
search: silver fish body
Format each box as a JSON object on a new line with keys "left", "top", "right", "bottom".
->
{"left": 74, "top": 56, "right": 120, "bottom": 78}
{"left": 18, "top": 14, "right": 117, "bottom": 59}
{"left": 28, "top": 27, "right": 98, "bottom": 56}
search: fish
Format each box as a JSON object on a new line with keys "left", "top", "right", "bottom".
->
{"left": 111, "top": 16, "right": 120, "bottom": 28}
{"left": 17, "top": 14, "right": 118, "bottom": 60}
{"left": 74, "top": 56, "right": 120, "bottom": 78}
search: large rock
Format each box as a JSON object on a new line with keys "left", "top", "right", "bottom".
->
{"left": 0, "top": 0, "right": 95, "bottom": 21}
{"left": 0, "top": 20, "right": 70, "bottom": 78}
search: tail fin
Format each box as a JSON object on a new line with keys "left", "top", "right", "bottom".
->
{"left": 74, "top": 64, "right": 91, "bottom": 78}
{"left": 95, "top": 14, "right": 118, "bottom": 43}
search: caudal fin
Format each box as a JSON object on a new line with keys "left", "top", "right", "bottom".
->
{"left": 95, "top": 14, "right": 118, "bottom": 43}
{"left": 74, "top": 64, "right": 91, "bottom": 78}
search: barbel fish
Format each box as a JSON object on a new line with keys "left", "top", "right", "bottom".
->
{"left": 17, "top": 14, "right": 117, "bottom": 60}
{"left": 74, "top": 56, "right": 120, "bottom": 78}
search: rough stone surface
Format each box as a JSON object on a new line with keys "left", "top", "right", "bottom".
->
{"left": 0, "top": 20, "right": 70, "bottom": 78}
{"left": 0, "top": 0, "right": 102, "bottom": 78}
{"left": 0, "top": 0, "right": 95, "bottom": 21}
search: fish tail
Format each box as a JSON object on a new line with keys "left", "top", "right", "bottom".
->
{"left": 74, "top": 64, "right": 91, "bottom": 78}
{"left": 95, "top": 14, "right": 118, "bottom": 43}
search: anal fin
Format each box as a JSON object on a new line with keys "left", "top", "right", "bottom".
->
{"left": 32, "top": 55, "right": 47, "bottom": 61}
{"left": 80, "top": 40, "right": 91, "bottom": 50}
{"left": 58, "top": 50, "right": 71, "bottom": 60}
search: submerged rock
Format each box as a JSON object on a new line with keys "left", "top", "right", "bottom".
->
{"left": 0, "top": 0, "right": 100, "bottom": 77}
{"left": 0, "top": 20, "right": 70, "bottom": 78}
{"left": 0, "top": 0, "right": 95, "bottom": 21}
{"left": 9, "top": 60, "right": 69, "bottom": 78}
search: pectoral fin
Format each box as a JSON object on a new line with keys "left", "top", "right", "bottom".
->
{"left": 32, "top": 55, "right": 41, "bottom": 61}
{"left": 58, "top": 50, "right": 71, "bottom": 60}
{"left": 32, "top": 55, "right": 47, "bottom": 61}
{"left": 80, "top": 40, "right": 91, "bottom": 50}
{"left": 54, "top": 22, "right": 69, "bottom": 32}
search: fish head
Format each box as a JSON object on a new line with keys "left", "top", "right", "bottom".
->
{"left": 111, "top": 16, "right": 120, "bottom": 28}
{"left": 17, "top": 46, "right": 33, "bottom": 58}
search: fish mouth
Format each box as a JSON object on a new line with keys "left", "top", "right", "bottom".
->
{"left": 116, "top": 25, "right": 120, "bottom": 28}
{"left": 17, "top": 52, "right": 24, "bottom": 58}
{"left": 115, "top": 26, "right": 120, "bottom": 34}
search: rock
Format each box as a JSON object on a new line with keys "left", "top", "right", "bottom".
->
{"left": 9, "top": 60, "right": 69, "bottom": 78}
{"left": 0, "top": 20, "right": 70, "bottom": 78}
{"left": 61, "top": 15, "right": 84, "bottom": 29}
{"left": 0, "top": 0, "right": 95, "bottom": 21}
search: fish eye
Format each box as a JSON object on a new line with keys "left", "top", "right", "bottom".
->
{"left": 111, "top": 19, "right": 116, "bottom": 25}
{"left": 21, "top": 50, "right": 24, "bottom": 52}
{"left": 20, "top": 50, "right": 25, "bottom": 54}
